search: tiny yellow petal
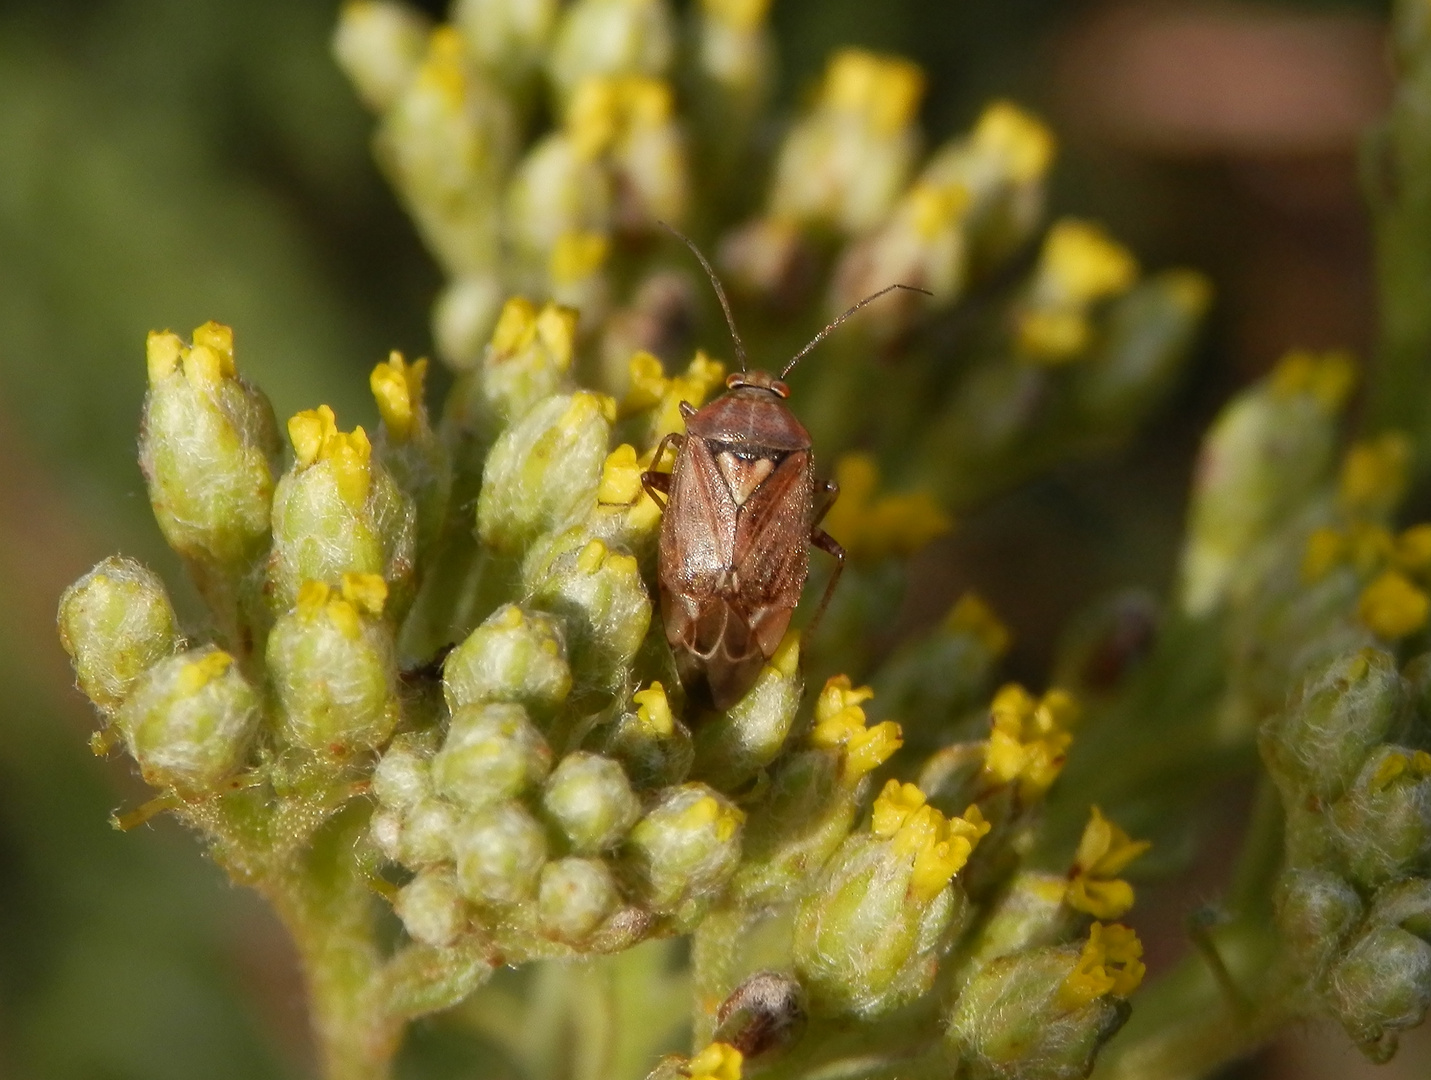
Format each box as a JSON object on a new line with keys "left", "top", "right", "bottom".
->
{"left": 576, "top": 539, "right": 608, "bottom": 575}
{"left": 340, "top": 572, "right": 388, "bottom": 617}
{"left": 688, "top": 1040, "right": 744, "bottom": 1080}
{"left": 633, "top": 681, "right": 675, "bottom": 736}
{"left": 549, "top": 230, "right": 609, "bottom": 285}
{"left": 971, "top": 100, "right": 1056, "bottom": 183}
{"left": 492, "top": 297, "right": 540, "bottom": 355}
{"left": 146, "top": 330, "right": 184, "bottom": 384}
{"left": 1358, "top": 569, "right": 1430, "bottom": 639}
{"left": 177, "top": 650, "right": 234, "bottom": 695}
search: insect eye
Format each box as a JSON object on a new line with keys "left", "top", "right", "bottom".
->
{"left": 771, "top": 380, "right": 790, "bottom": 398}
{"left": 725, "top": 372, "right": 746, "bottom": 390}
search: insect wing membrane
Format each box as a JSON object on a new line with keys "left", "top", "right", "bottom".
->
{"left": 729, "top": 448, "right": 812, "bottom": 657}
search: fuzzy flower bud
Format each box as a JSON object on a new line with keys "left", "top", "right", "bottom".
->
{"left": 267, "top": 576, "right": 400, "bottom": 754}
{"left": 626, "top": 783, "right": 744, "bottom": 921}
{"left": 453, "top": 800, "right": 549, "bottom": 905}
{"left": 1179, "top": 349, "right": 1356, "bottom": 617}
{"left": 432, "top": 702, "right": 552, "bottom": 810}
{"left": 482, "top": 298, "right": 580, "bottom": 424}
{"left": 505, "top": 134, "right": 612, "bottom": 267}
{"left": 531, "top": 537, "right": 651, "bottom": 687}
{"left": 1328, "top": 746, "right": 1431, "bottom": 890}
{"left": 59, "top": 556, "right": 180, "bottom": 717}
{"left": 333, "top": 1, "right": 431, "bottom": 113}
{"left": 477, "top": 392, "right": 615, "bottom": 555}
{"left": 1276, "top": 868, "right": 1363, "bottom": 979}
{"left": 453, "top": 0, "right": 558, "bottom": 87}
{"left": 269, "top": 404, "right": 416, "bottom": 612}
{"left": 116, "top": 646, "right": 260, "bottom": 792}
{"left": 443, "top": 604, "right": 572, "bottom": 717}
{"left": 396, "top": 867, "right": 468, "bottom": 948}
{"left": 1262, "top": 649, "right": 1408, "bottom": 804}
{"left": 947, "top": 928, "right": 1141, "bottom": 1078}
{"left": 768, "top": 49, "right": 925, "bottom": 233}
{"left": 793, "top": 781, "right": 987, "bottom": 1016}
{"left": 139, "top": 323, "right": 280, "bottom": 569}
{"left": 693, "top": 632, "right": 805, "bottom": 790}
{"left": 1327, "top": 925, "right": 1431, "bottom": 1062}
{"left": 538, "top": 857, "right": 622, "bottom": 942}
{"left": 547, "top": 0, "right": 676, "bottom": 105}
{"left": 543, "top": 751, "right": 641, "bottom": 853}
{"left": 374, "top": 26, "right": 516, "bottom": 282}
{"left": 370, "top": 353, "right": 450, "bottom": 560}
{"left": 390, "top": 798, "right": 461, "bottom": 868}
{"left": 602, "top": 681, "right": 695, "bottom": 787}
{"left": 372, "top": 731, "right": 437, "bottom": 810}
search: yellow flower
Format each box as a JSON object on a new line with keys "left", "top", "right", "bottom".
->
{"left": 983, "top": 684, "right": 1078, "bottom": 799}
{"left": 176, "top": 650, "right": 235, "bottom": 695}
{"left": 944, "top": 591, "right": 1012, "bottom": 659}
{"left": 970, "top": 100, "right": 1056, "bottom": 184}
{"left": 596, "top": 444, "right": 663, "bottom": 534}
{"left": 1369, "top": 749, "right": 1431, "bottom": 792}
{"left": 633, "top": 681, "right": 675, "bottom": 737}
{"left": 1338, "top": 433, "right": 1411, "bottom": 515}
{"left": 652, "top": 351, "right": 726, "bottom": 442}
{"left": 1017, "top": 220, "right": 1138, "bottom": 364}
{"left": 549, "top": 229, "right": 610, "bottom": 285}
{"left": 370, "top": 352, "right": 428, "bottom": 443}
{"left": 1065, "top": 807, "right": 1150, "bottom": 920}
{"left": 146, "top": 322, "right": 238, "bottom": 387}
{"left": 287, "top": 405, "right": 374, "bottom": 507}
{"left": 1358, "top": 569, "right": 1430, "bottom": 639}
{"left": 821, "top": 49, "right": 925, "bottom": 134}
{"left": 809, "top": 675, "right": 901, "bottom": 780}
{"left": 1395, "top": 524, "right": 1431, "bottom": 573}
{"left": 1059, "top": 923, "right": 1146, "bottom": 1009}
{"left": 869, "top": 779, "right": 990, "bottom": 903}
{"left": 1268, "top": 349, "right": 1357, "bottom": 410}
{"left": 821, "top": 453, "right": 953, "bottom": 562}
{"left": 687, "top": 1041, "right": 743, "bottom": 1080}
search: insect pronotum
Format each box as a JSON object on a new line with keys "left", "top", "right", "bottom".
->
{"left": 641, "top": 226, "right": 929, "bottom": 710}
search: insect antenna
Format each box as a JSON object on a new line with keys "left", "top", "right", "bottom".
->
{"left": 659, "top": 220, "right": 749, "bottom": 373}
{"left": 779, "top": 284, "right": 933, "bottom": 379}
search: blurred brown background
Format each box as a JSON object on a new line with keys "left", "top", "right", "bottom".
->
{"left": 1, "top": 1, "right": 1428, "bottom": 1077}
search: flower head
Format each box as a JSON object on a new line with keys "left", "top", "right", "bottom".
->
{"left": 983, "top": 684, "right": 1078, "bottom": 799}
{"left": 1058, "top": 922, "right": 1146, "bottom": 1009}
{"left": 1065, "top": 807, "right": 1150, "bottom": 919}
{"left": 808, "top": 675, "right": 901, "bottom": 781}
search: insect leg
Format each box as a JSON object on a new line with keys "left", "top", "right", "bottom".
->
{"left": 812, "top": 479, "right": 840, "bottom": 526}
{"left": 640, "top": 432, "right": 686, "bottom": 510}
{"left": 805, "top": 526, "right": 846, "bottom": 641}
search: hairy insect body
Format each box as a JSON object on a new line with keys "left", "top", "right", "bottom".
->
{"left": 657, "top": 382, "right": 818, "bottom": 709}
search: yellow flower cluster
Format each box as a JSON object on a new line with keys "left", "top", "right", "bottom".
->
{"left": 808, "top": 675, "right": 903, "bottom": 781}
{"left": 622, "top": 350, "right": 727, "bottom": 442}
{"left": 145, "top": 321, "right": 238, "bottom": 387}
{"left": 871, "top": 780, "right": 990, "bottom": 903}
{"left": 1338, "top": 432, "right": 1412, "bottom": 515}
{"left": 287, "top": 405, "right": 374, "bottom": 507}
{"left": 820, "top": 49, "right": 925, "bottom": 135}
{"left": 821, "top": 453, "right": 953, "bottom": 562}
{"left": 983, "top": 684, "right": 1079, "bottom": 799}
{"left": 295, "top": 574, "right": 389, "bottom": 639}
{"left": 1369, "top": 748, "right": 1431, "bottom": 792}
{"left": 369, "top": 352, "right": 428, "bottom": 442}
{"left": 970, "top": 100, "right": 1056, "bottom": 185}
{"left": 1065, "top": 807, "right": 1150, "bottom": 920}
{"left": 1267, "top": 349, "right": 1357, "bottom": 410}
{"left": 1303, "top": 515, "right": 1431, "bottom": 641}
{"left": 1059, "top": 922, "right": 1146, "bottom": 1009}
{"left": 1017, "top": 220, "right": 1138, "bottom": 363}
{"left": 490, "top": 296, "right": 579, "bottom": 370}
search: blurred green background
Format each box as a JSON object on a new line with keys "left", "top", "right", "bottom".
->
{"left": 2, "top": 0, "right": 1426, "bottom": 1077}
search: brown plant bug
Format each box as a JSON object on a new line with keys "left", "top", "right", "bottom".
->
{"left": 641, "top": 227, "right": 929, "bottom": 709}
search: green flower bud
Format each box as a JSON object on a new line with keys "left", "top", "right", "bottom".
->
{"left": 1178, "top": 350, "right": 1354, "bottom": 617}
{"left": 505, "top": 135, "right": 612, "bottom": 265}
{"left": 547, "top": 0, "right": 676, "bottom": 104}
{"left": 602, "top": 681, "right": 695, "bottom": 788}
{"left": 116, "top": 646, "right": 260, "bottom": 792}
{"left": 1274, "top": 868, "right": 1363, "bottom": 979}
{"left": 1329, "top": 746, "right": 1431, "bottom": 889}
{"left": 961, "top": 872, "right": 1078, "bottom": 973}
{"left": 432, "top": 703, "right": 552, "bottom": 810}
{"left": 332, "top": 0, "right": 431, "bottom": 113}
{"left": 370, "top": 353, "right": 451, "bottom": 562}
{"left": 453, "top": 0, "right": 558, "bottom": 87}
{"left": 472, "top": 298, "right": 580, "bottom": 428}
{"left": 139, "top": 324, "right": 280, "bottom": 568}
{"left": 1369, "top": 878, "right": 1431, "bottom": 942}
{"left": 374, "top": 26, "right": 516, "bottom": 279}
{"left": 454, "top": 800, "right": 549, "bottom": 905}
{"left": 693, "top": 634, "right": 802, "bottom": 790}
{"left": 793, "top": 783, "right": 986, "bottom": 1016}
{"left": 1262, "top": 649, "right": 1409, "bottom": 804}
{"left": 729, "top": 749, "right": 857, "bottom": 907}
{"left": 543, "top": 751, "right": 641, "bottom": 853}
{"left": 538, "top": 857, "right": 621, "bottom": 942}
{"left": 625, "top": 783, "right": 744, "bottom": 921}
{"left": 531, "top": 537, "right": 651, "bottom": 687}
{"left": 394, "top": 798, "right": 460, "bottom": 867}
{"left": 267, "top": 577, "right": 400, "bottom": 754}
{"left": 1326, "top": 925, "right": 1431, "bottom": 1062}
{"left": 269, "top": 405, "right": 417, "bottom": 613}
{"left": 946, "top": 944, "right": 1132, "bottom": 1080}
{"left": 370, "top": 806, "right": 405, "bottom": 863}
{"left": 443, "top": 603, "right": 572, "bottom": 716}
{"left": 58, "top": 556, "right": 180, "bottom": 716}
{"left": 433, "top": 273, "right": 505, "bottom": 370}
{"left": 396, "top": 866, "right": 468, "bottom": 948}
{"left": 477, "top": 392, "right": 615, "bottom": 555}
{"left": 373, "top": 731, "right": 438, "bottom": 810}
